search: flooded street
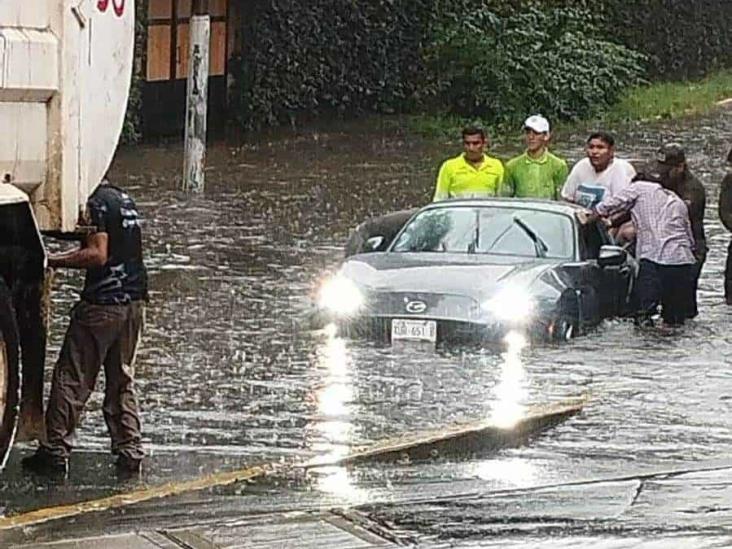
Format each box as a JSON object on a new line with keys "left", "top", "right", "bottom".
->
{"left": 3, "top": 112, "right": 732, "bottom": 546}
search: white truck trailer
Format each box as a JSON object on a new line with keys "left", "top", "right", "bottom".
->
{"left": 0, "top": 1, "right": 135, "bottom": 468}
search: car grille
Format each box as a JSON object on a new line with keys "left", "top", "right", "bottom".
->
{"left": 368, "top": 291, "right": 481, "bottom": 321}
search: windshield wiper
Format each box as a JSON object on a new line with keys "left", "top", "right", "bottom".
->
{"left": 468, "top": 209, "right": 480, "bottom": 254}
{"left": 513, "top": 216, "right": 549, "bottom": 258}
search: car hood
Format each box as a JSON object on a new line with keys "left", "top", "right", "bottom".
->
{"left": 340, "top": 252, "right": 557, "bottom": 300}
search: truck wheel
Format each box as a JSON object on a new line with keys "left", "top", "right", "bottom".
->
{"left": 0, "top": 279, "right": 20, "bottom": 469}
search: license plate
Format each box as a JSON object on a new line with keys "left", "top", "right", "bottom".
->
{"left": 391, "top": 318, "right": 437, "bottom": 343}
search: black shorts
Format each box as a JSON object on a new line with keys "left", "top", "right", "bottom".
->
{"left": 636, "top": 259, "right": 694, "bottom": 325}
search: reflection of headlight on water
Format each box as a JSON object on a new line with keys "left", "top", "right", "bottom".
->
{"left": 485, "top": 286, "right": 534, "bottom": 323}
{"left": 318, "top": 275, "right": 364, "bottom": 316}
{"left": 504, "top": 330, "right": 528, "bottom": 352}
{"left": 490, "top": 330, "right": 528, "bottom": 429}
{"left": 323, "top": 322, "right": 338, "bottom": 338}
{"left": 471, "top": 457, "right": 537, "bottom": 486}
{"left": 309, "top": 328, "right": 369, "bottom": 504}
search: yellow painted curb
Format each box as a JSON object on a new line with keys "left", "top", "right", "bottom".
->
{"left": 0, "top": 396, "right": 587, "bottom": 531}
{"left": 0, "top": 463, "right": 273, "bottom": 531}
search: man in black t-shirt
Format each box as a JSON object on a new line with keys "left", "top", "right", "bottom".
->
{"left": 22, "top": 180, "right": 147, "bottom": 477}
{"left": 81, "top": 184, "right": 148, "bottom": 304}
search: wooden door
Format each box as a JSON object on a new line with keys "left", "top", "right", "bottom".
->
{"left": 144, "top": 0, "right": 229, "bottom": 135}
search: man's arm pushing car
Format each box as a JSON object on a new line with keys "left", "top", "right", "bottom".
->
{"left": 48, "top": 233, "right": 109, "bottom": 270}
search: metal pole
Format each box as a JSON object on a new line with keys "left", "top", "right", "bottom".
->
{"left": 182, "top": 0, "right": 210, "bottom": 193}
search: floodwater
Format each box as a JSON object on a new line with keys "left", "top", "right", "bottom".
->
{"left": 3, "top": 112, "right": 732, "bottom": 545}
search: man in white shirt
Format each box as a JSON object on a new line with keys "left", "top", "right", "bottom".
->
{"left": 562, "top": 132, "right": 636, "bottom": 208}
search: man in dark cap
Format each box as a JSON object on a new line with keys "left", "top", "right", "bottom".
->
{"left": 656, "top": 143, "right": 707, "bottom": 317}
{"left": 719, "top": 147, "right": 732, "bottom": 304}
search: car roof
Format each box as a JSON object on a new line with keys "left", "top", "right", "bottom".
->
{"left": 422, "top": 197, "right": 584, "bottom": 217}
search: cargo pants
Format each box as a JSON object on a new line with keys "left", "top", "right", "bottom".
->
{"left": 42, "top": 300, "right": 145, "bottom": 460}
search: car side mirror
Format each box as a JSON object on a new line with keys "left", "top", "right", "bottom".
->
{"left": 598, "top": 245, "right": 626, "bottom": 268}
{"left": 363, "top": 235, "right": 385, "bottom": 253}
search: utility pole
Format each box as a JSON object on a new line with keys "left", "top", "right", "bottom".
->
{"left": 182, "top": 0, "right": 210, "bottom": 193}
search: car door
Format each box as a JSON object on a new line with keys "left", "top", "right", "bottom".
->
{"left": 553, "top": 220, "right": 603, "bottom": 327}
{"left": 587, "top": 221, "right": 635, "bottom": 316}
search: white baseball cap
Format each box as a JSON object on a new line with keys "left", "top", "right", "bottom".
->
{"left": 524, "top": 114, "right": 550, "bottom": 134}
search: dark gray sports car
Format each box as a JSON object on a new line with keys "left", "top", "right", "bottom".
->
{"left": 317, "top": 198, "right": 636, "bottom": 344}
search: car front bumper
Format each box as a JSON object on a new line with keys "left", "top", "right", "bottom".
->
{"left": 332, "top": 315, "right": 552, "bottom": 345}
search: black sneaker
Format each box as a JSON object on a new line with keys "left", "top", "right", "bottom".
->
{"left": 21, "top": 450, "right": 68, "bottom": 478}
{"left": 115, "top": 454, "right": 143, "bottom": 478}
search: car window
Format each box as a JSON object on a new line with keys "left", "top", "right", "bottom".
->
{"left": 579, "top": 221, "right": 613, "bottom": 260}
{"left": 391, "top": 206, "right": 574, "bottom": 259}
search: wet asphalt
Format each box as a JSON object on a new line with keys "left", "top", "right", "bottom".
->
{"left": 2, "top": 111, "right": 732, "bottom": 546}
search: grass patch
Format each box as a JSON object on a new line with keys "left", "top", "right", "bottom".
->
{"left": 407, "top": 69, "right": 732, "bottom": 141}
{"left": 604, "top": 70, "right": 732, "bottom": 123}
{"left": 406, "top": 114, "right": 495, "bottom": 141}
{"left": 405, "top": 114, "right": 525, "bottom": 147}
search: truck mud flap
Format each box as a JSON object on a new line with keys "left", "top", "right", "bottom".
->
{"left": 0, "top": 279, "right": 21, "bottom": 469}
{"left": 13, "top": 274, "right": 50, "bottom": 442}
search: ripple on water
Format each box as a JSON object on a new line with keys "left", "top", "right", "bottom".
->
{"left": 31, "top": 112, "right": 732, "bottom": 510}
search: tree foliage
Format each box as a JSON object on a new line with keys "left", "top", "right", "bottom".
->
{"left": 423, "top": 5, "right": 647, "bottom": 125}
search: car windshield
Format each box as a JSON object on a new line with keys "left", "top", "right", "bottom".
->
{"left": 391, "top": 206, "right": 575, "bottom": 259}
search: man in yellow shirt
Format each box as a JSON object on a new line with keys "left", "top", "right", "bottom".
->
{"left": 433, "top": 126, "right": 504, "bottom": 201}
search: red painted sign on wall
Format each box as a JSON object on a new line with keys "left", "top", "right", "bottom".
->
{"left": 97, "top": 0, "right": 125, "bottom": 17}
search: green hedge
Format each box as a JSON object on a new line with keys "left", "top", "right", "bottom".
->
{"left": 229, "top": 0, "right": 436, "bottom": 129}
{"left": 121, "top": 0, "right": 146, "bottom": 144}
{"left": 124, "top": 0, "right": 732, "bottom": 137}
{"left": 230, "top": 0, "right": 651, "bottom": 129}
{"left": 603, "top": 0, "right": 732, "bottom": 79}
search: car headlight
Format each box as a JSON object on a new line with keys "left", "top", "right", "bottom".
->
{"left": 485, "top": 286, "right": 534, "bottom": 323}
{"left": 318, "top": 275, "right": 364, "bottom": 316}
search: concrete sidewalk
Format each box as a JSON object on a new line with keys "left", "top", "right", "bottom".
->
{"left": 9, "top": 510, "right": 407, "bottom": 548}
{"left": 7, "top": 462, "right": 732, "bottom": 548}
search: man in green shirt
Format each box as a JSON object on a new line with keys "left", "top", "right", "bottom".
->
{"left": 433, "top": 126, "right": 504, "bottom": 202}
{"left": 503, "top": 115, "right": 568, "bottom": 199}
